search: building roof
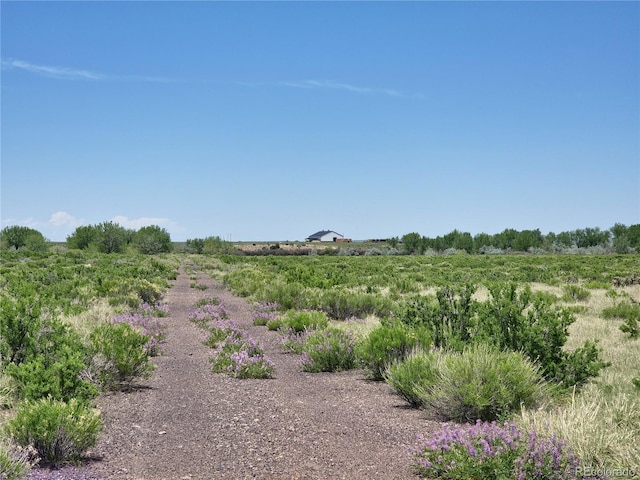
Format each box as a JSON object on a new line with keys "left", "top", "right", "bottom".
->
{"left": 306, "top": 230, "right": 343, "bottom": 240}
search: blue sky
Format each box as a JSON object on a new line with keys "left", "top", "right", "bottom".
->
{"left": 1, "top": 1, "right": 638, "bottom": 242}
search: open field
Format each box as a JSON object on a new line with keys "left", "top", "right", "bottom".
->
{"left": 1, "top": 251, "right": 639, "bottom": 479}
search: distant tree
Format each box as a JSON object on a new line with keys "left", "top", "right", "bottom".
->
{"left": 67, "top": 225, "right": 99, "bottom": 250}
{"left": 387, "top": 237, "right": 399, "bottom": 248}
{"left": 441, "top": 229, "right": 473, "bottom": 252}
{"left": 473, "top": 232, "right": 494, "bottom": 251}
{"left": 186, "top": 238, "right": 205, "bottom": 254}
{"left": 95, "top": 222, "right": 131, "bottom": 254}
{"left": 132, "top": 225, "right": 172, "bottom": 254}
{"left": 611, "top": 223, "right": 630, "bottom": 253}
{"left": 401, "top": 232, "right": 423, "bottom": 254}
{"left": 0, "top": 226, "right": 47, "bottom": 251}
{"left": 555, "top": 231, "right": 574, "bottom": 248}
{"left": 202, "top": 236, "right": 235, "bottom": 255}
{"left": 627, "top": 224, "right": 640, "bottom": 249}
{"left": 513, "top": 229, "right": 543, "bottom": 252}
{"left": 572, "top": 227, "right": 610, "bottom": 248}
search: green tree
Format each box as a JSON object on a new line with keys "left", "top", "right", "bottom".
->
{"left": 401, "top": 232, "right": 423, "bottom": 254}
{"left": 186, "top": 238, "right": 205, "bottom": 254}
{"left": 0, "top": 226, "right": 47, "bottom": 251}
{"left": 513, "top": 229, "right": 543, "bottom": 252}
{"left": 132, "top": 225, "right": 172, "bottom": 254}
{"left": 202, "top": 236, "right": 235, "bottom": 254}
{"left": 95, "top": 222, "right": 130, "bottom": 254}
{"left": 627, "top": 224, "right": 640, "bottom": 249}
{"left": 66, "top": 225, "right": 99, "bottom": 250}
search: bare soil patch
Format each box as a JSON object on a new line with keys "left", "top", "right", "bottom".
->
{"left": 29, "top": 266, "right": 437, "bottom": 480}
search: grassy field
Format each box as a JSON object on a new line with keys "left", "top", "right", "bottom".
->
{"left": 1, "top": 251, "right": 638, "bottom": 477}
{"left": 191, "top": 253, "right": 640, "bottom": 474}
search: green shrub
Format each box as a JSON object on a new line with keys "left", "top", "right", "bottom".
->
{"left": 282, "top": 310, "right": 328, "bottom": 333}
{"left": 357, "top": 321, "right": 431, "bottom": 380}
{"left": 416, "top": 344, "right": 551, "bottom": 422}
{"left": 480, "top": 283, "right": 608, "bottom": 388}
{"left": 562, "top": 284, "right": 591, "bottom": 302}
{"left": 266, "top": 318, "right": 284, "bottom": 331}
{"left": 384, "top": 348, "right": 439, "bottom": 407}
{"left": 0, "top": 437, "right": 35, "bottom": 480}
{"left": 0, "top": 294, "right": 42, "bottom": 366}
{"left": 6, "top": 397, "right": 102, "bottom": 467}
{"left": 88, "top": 322, "right": 154, "bottom": 390}
{"left": 3, "top": 315, "right": 98, "bottom": 402}
{"left": 6, "top": 348, "right": 98, "bottom": 402}
{"left": 309, "top": 289, "right": 393, "bottom": 320}
{"left": 602, "top": 301, "right": 640, "bottom": 339}
{"left": 398, "top": 284, "right": 477, "bottom": 351}
{"left": 301, "top": 328, "right": 357, "bottom": 373}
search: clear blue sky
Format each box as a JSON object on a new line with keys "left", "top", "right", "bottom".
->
{"left": 1, "top": 1, "right": 638, "bottom": 242}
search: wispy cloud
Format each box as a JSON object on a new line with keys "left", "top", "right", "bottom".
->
{"left": 2, "top": 58, "right": 177, "bottom": 83}
{"left": 279, "top": 79, "right": 421, "bottom": 99}
{"left": 49, "top": 211, "right": 83, "bottom": 228}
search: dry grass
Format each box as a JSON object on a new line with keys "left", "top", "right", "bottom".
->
{"left": 62, "top": 299, "right": 118, "bottom": 343}
{"left": 517, "top": 284, "right": 640, "bottom": 472}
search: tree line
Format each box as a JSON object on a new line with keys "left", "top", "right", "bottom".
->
{"left": 396, "top": 224, "right": 640, "bottom": 254}
{"left": 0, "top": 222, "right": 172, "bottom": 255}
{"left": 1, "top": 222, "right": 639, "bottom": 255}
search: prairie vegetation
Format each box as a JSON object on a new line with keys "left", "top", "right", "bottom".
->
{"left": 1, "top": 246, "right": 638, "bottom": 479}
{"left": 191, "top": 253, "right": 640, "bottom": 478}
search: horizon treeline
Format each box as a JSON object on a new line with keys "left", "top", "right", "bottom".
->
{"left": 1, "top": 222, "right": 639, "bottom": 255}
{"left": 395, "top": 223, "right": 640, "bottom": 255}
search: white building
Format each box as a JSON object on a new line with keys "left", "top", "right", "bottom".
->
{"left": 305, "top": 230, "right": 345, "bottom": 242}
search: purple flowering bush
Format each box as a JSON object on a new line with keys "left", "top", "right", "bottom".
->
{"left": 188, "top": 303, "right": 229, "bottom": 328}
{"left": 251, "top": 302, "right": 280, "bottom": 326}
{"left": 410, "top": 420, "right": 580, "bottom": 480}
{"left": 140, "top": 301, "right": 170, "bottom": 318}
{"left": 189, "top": 302, "right": 275, "bottom": 379}
{"left": 280, "top": 328, "right": 311, "bottom": 354}
{"left": 300, "top": 328, "right": 357, "bottom": 373}
{"left": 110, "top": 312, "right": 166, "bottom": 356}
{"left": 210, "top": 333, "right": 275, "bottom": 379}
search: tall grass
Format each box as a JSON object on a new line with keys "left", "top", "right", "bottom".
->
{"left": 517, "top": 286, "right": 640, "bottom": 472}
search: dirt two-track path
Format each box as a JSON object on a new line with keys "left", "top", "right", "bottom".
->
{"left": 31, "top": 266, "right": 437, "bottom": 480}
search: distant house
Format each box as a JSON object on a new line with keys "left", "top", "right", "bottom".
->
{"left": 306, "top": 230, "right": 346, "bottom": 242}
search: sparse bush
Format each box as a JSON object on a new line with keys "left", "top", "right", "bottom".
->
{"left": 416, "top": 344, "right": 551, "bottom": 422}
{"left": 562, "top": 284, "right": 591, "bottom": 302}
{"left": 300, "top": 328, "right": 357, "bottom": 373}
{"left": 209, "top": 331, "right": 274, "bottom": 379}
{"left": 357, "top": 321, "right": 431, "bottom": 380}
{"left": 602, "top": 301, "right": 640, "bottom": 339}
{"left": 282, "top": 310, "right": 328, "bottom": 333}
{"left": 6, "top": 397, "right": 102, "bottom": 467}
{"left": 280, "top": 328, "right": 310, "bottom": 354}
{"left": 384, "top": 348, "right": 439, "bottom": 407}
{"left": 88, "top": 322, "right": 154, "bottom": 390}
